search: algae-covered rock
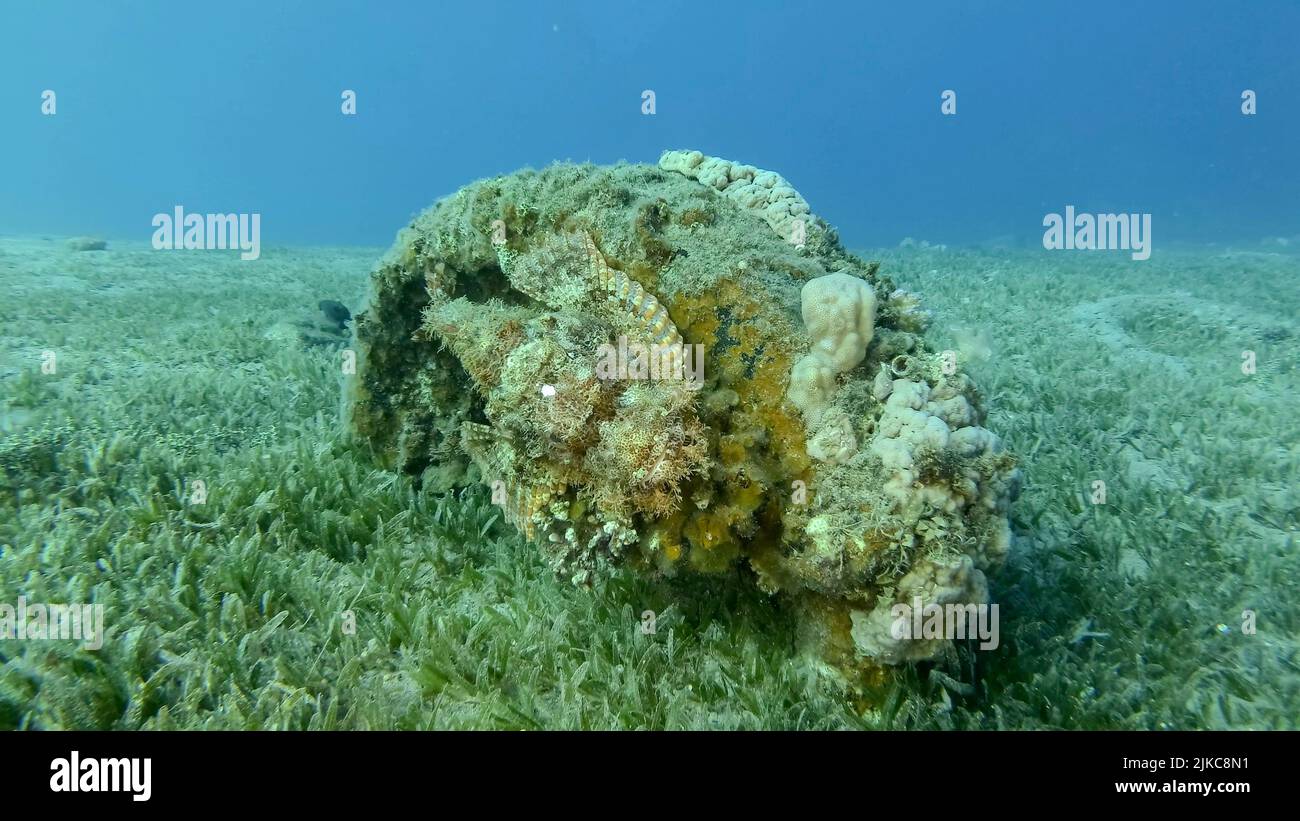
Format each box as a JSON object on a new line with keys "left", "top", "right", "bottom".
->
{"left": 65, "top": 236, "right": 108, "bottom": 252}
{"left": 349, "top": 151, "right": 1020, "bottom": 672}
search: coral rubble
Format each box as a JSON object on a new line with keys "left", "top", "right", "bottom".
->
{"left": 350, "top": 152, "right": 1020, "bottom": 675}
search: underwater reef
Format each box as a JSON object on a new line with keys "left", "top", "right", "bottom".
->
{"left": 350, "top": 151, "right": 1021, "bottom": 675}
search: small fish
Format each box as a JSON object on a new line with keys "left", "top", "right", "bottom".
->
{"left": 318, "top": 299, "right": 352, "bottom": 328}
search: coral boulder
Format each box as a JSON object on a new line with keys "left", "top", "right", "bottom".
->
{"left": 349, "top": 152, "right": 1020, "bottom": 674}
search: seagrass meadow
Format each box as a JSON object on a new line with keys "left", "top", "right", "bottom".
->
{"left": 1, "top": 234, "right": 1297, "bottom": 729}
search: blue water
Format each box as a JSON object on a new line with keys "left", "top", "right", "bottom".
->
{"left": 2, "top": 0, "right": 1297, "bottom": 248}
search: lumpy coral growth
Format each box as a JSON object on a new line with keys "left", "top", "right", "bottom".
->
{"left": 350, "top": 151, "right": 1020, "bottom": 675}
